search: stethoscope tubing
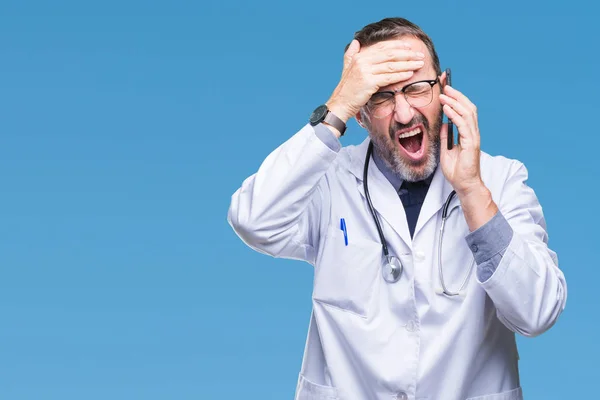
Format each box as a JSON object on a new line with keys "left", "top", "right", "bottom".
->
{"left": 363, "top": 142, "right": 390, "bottom": 258}
{"left": 363, "top": 140, "right": 472, "bottom": 296}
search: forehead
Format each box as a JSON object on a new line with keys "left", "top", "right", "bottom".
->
{"left": 374, "top": 35, "right": 437, "bottom": 91}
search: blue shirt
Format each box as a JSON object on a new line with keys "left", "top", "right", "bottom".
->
{"left": 313, "top": 123, "right": 513, "bottom": 282}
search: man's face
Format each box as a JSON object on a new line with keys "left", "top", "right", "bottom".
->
{"left": 358, "top": 36, "right": 443, "bottom": 182}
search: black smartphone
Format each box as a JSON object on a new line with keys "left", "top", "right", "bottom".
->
{"left": 445, "top": 68, "right": 454, "bottom": 150}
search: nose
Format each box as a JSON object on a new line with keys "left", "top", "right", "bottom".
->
{"left": 393, "top": 95, "right": 415, "bottom": 125}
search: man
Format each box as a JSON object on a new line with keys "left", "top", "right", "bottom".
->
{"left": 227, "top": 17, "right": 567, "bottom": 400}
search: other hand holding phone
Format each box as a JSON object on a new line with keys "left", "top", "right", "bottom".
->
{"left": 439, "top": 69, "right": 485, "bottom": 197}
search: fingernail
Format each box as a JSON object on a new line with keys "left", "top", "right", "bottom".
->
{"left": 416, "top": 52, "right": 425, "bottom": 58}
{"left": 416, "top": 60, "right": 424, "bottom": 65}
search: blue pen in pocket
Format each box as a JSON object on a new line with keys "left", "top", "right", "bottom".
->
{"left": 340, "top": 218, "right": 348, "bottom": 246}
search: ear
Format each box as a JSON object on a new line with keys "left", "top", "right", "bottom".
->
{"left": 355, "top": 109, "right": 367, "bottom": 129}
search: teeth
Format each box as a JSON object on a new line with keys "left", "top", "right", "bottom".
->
{"left": 398, "top": 127, "right": 422, "bottom": 139}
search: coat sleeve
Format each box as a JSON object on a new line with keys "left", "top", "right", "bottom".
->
{"left": 480, "top": 160, "right": 567, "bottom": 337}
{"left": 227, "top": 124, "right": 338, "bottom": 265}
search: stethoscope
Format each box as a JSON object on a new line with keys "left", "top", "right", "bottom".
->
{"left": 363, "top": 141, "right": 475, "bottom": 296}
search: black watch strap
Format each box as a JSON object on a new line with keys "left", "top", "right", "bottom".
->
{"left": 323, "top": 110, "right": 346, "bottom": 136}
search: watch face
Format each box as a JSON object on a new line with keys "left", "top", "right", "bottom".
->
{"left": 310, "top": 105, "right": 328, "bottom": 125}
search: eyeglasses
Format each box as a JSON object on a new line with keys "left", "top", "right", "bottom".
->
{"left": 365, "top": 78, "right": 439, "bottom": 119}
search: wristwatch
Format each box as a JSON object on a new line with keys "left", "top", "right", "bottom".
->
{"left": 309, "top": 105, "right": 347, "bottom": 136}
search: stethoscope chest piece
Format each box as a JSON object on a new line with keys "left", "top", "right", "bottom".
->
{"left": 382, "top": 255, "right": 403, "bottom": 283}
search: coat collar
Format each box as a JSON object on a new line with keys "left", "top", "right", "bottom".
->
{"left": 346, "top": 138, "right": 458, "bottom": 247}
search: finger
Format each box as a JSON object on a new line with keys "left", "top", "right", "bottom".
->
{"left": 439, "top": 93, "right": 471, "bottom": 120}
{"left": 442, "top": 104, "right": 478, "bottom": 148}
{"left": 444, "top": 85, "right": 478, "bottom": 121}
{"left": 375, "top": 71, "right": 416, "bottom": 87}
{"left": 371, "top": 60, "right": 425, "bottom": 75}
{"left": 343, "top": 40, "right": 361, "bottom": 71}
{"left": 365, "top": 48, "right": 425, "bottom": 64}
{"left": 440, "top": 90, "right": 479, "bottom": 142}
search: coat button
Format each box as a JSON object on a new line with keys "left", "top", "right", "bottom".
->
{"left": 397, "top": 392, "right": 408, "bottom": 400}
{"left": 414, "top": 249, "right": 425, "bottom": 262}
{"left": 471, "top": 244, "right": 479, "bottom": 253}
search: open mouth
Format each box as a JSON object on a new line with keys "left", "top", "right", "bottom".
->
{"left": 396, "top": 125, "right": 426, "bottom": 161}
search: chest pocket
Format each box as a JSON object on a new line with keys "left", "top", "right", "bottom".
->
{"left": 313, "top": 226, "right": 382, "bottom": 318}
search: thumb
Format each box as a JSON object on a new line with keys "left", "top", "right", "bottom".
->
{"left": 439, "top": 122, "right": 448, "bottom": 149}
{"left": 343, "top": 39, "right": 360, "bottom": 70}
{"left": 439, "top": 122, "right": 454, "bottom": 153}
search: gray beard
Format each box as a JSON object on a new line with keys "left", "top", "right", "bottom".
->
{"left": 368, "top": 110, "right": 443, "bottom": 182}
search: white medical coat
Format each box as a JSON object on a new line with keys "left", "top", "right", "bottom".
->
{"left": 227, "top": 124, "right": 567, "bottom": 400}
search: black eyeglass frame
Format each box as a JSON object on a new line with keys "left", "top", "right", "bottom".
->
{"left": 365, "top": 78, "right": 440, "bottom": 119}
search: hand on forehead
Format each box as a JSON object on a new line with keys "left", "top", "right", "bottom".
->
{"left": 363, "top": 37, "right": 436, "bottom": 89}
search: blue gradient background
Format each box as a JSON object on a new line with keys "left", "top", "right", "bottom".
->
{"left": 0, "top": 1, "right": 597, "bottom": 399}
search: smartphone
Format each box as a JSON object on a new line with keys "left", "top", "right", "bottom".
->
{"left": 445, "top": 68, "right": 454, "bottom": 150}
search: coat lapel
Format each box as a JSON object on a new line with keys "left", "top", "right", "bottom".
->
{"left": 347, "top": 139, "right": 460, "bottom": 247}
{"left": 348, "top": 139, "right": 413, "bottom": 248}
{"left": 414, "top": 165, "right": 459, "bottom": 237}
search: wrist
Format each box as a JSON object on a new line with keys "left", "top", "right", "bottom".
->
{"left": 455, "top": 179, "right": 487, "bottom": 200}
{"left": 457, "top": 182, "right": 499, "bottom": 232}
{"left": 326, "top": 99, "right": 354, "bottom": 123}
